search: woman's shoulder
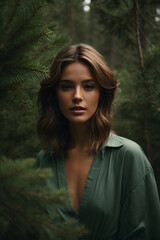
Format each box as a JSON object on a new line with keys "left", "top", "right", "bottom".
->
{"left": 106, "top": 133, "right": 147, "bottom": 156}
{"left": 116, "top": 135, "right": 147, "bottom": 159}
{"left": 106, "top": 132, "right": 142, "bottom": 151}
{"left": 105, "top": 133, "right": 153, "bottom": 174}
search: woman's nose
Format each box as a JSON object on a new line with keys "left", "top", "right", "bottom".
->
{"left": 73, "top": 87, "right": 83, "bottom": 102}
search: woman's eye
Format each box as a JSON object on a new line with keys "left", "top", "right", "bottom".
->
{"left": 84, "top": 85, "right": 94, "bottom": 91}
{"left": 61, "top": 85, "right": 72, "bottom": 91}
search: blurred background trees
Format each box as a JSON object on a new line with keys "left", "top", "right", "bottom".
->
{"left": 0, "top": 0, "right": 160, "bottom": 238}
{"left": 91, "top": 0, "right": 160, "bottom": 192}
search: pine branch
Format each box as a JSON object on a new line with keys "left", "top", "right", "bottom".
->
{"left": 1, "top": 199, "right": 83, "bottom": 239}
{"left": 0, "top": 64, "right": 47, "bottom": 89}
{"left": 138, "top": 5, "right": 160, "bottom": 31}
{"left": 14, "top": 32, "right": 50, "bottom": 52}
{"left": 11, "top": 90, "right": 31, "bottom": 110}
{"left": 31, "top": 2, "right": 44, "bottom": 18}
{"left": 8, "top": 64, "right": 49, "bottom": 75}
{"left": 0, "top": 199, "right": 20, "bottom": 212}
{"left": 1, "top": 183, "right": 67, "bottom": 201}
{"left": 95, "top": 3, "right": 137, "bottom": 47}
{"left": 1, "top": 32, "right": 51, "bottom": 62}
{"left": 5, "top": 0, "right": 20, "bottom": 31}
{"left": 0, "top": 158, "right": 86, "bottom": 240}
{"left": 0, "top": 199, "right": 62, "bottom": 233}
{"left": 0, "top": 158, "right": 35, "bottom": 178}
{"left": 9, "top": 1, "right": 47, "bottom": 44}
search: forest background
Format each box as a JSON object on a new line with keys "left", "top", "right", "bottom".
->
{"left": 0, "top": 0, "right": 160, "bottom": 239}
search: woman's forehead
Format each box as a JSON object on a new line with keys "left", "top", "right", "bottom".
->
{"left": 61, "top": 62, "right": 93, "bottom": 79}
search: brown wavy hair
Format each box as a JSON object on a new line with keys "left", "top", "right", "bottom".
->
{"left": 37, "top": 43, "right": 119, "bottom": 155}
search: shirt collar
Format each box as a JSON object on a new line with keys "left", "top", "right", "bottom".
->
{"left": 103, "top": 132, "right": 124, "bottom": 148}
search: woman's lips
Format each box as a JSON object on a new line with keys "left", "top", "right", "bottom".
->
{"left": 70, "top": 106, "right": 86, "bottom": 114}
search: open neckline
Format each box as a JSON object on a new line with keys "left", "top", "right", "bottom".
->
{"left": 56, "top": 149, "right": 102, "bottom": 217}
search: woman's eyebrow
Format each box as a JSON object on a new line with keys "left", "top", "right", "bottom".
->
{"left": 60, "top": 79, "right": 95, "bottom": 83}
{"left": 83, "top": 79, "right": 95, "bottom": 83}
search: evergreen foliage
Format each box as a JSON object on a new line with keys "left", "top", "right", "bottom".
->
{"left": 0, "top": 0, "right": 85, "bottom": 239}
{"left": 0, "top": 158, "right": 85, "bottom": 240}
{"left": 0, "top": 0, "right": 69, "bottom": 158}
{"left": 0, "top": 0, "right": 50, "bottom": 89}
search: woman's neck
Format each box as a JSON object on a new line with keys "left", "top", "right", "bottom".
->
{"left": 69, "top": 122, "right": 90, "bottom": 150}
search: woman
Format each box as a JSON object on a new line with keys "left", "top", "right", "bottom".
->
{"left": 37, "top": 44, "right": 160, "bottom": 240}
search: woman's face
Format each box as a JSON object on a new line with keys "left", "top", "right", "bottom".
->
{"left": 56, "top": 62, "right": 100, "bottom": 125}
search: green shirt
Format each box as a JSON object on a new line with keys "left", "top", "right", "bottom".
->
{"left": 37, "top": 133, "right": 160, "bottom": 240}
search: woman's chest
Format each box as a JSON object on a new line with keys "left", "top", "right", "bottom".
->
{"left": 64, "top": 152, "right": 95, "bottom": 213}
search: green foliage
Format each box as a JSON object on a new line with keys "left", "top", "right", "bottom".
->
{"left": 92, "top": 0, "right": 135, "bottom": 46}
{"left": 143, "top": 45, "right": 160, "bottom": 117}
{"left": 0, "top": 0, "right": 70, "bottom": 158}
{"left": 0, "top": 0, "right": 85, "bottom": 239}
{"left": 92, "top": 0, "right": 159, "bottom": 47}
{"left": 0, "top": 0, "right": 50, "bottom": 89}
{"left": 0, "top": 158, "right": 86, "bottom": 240}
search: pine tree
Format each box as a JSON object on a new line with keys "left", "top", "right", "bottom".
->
{"left": 0, "top": 0, "right": 85, "bottom": 239}
{"left": 0, "top": 0, "right": 70, "bottom": 159}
